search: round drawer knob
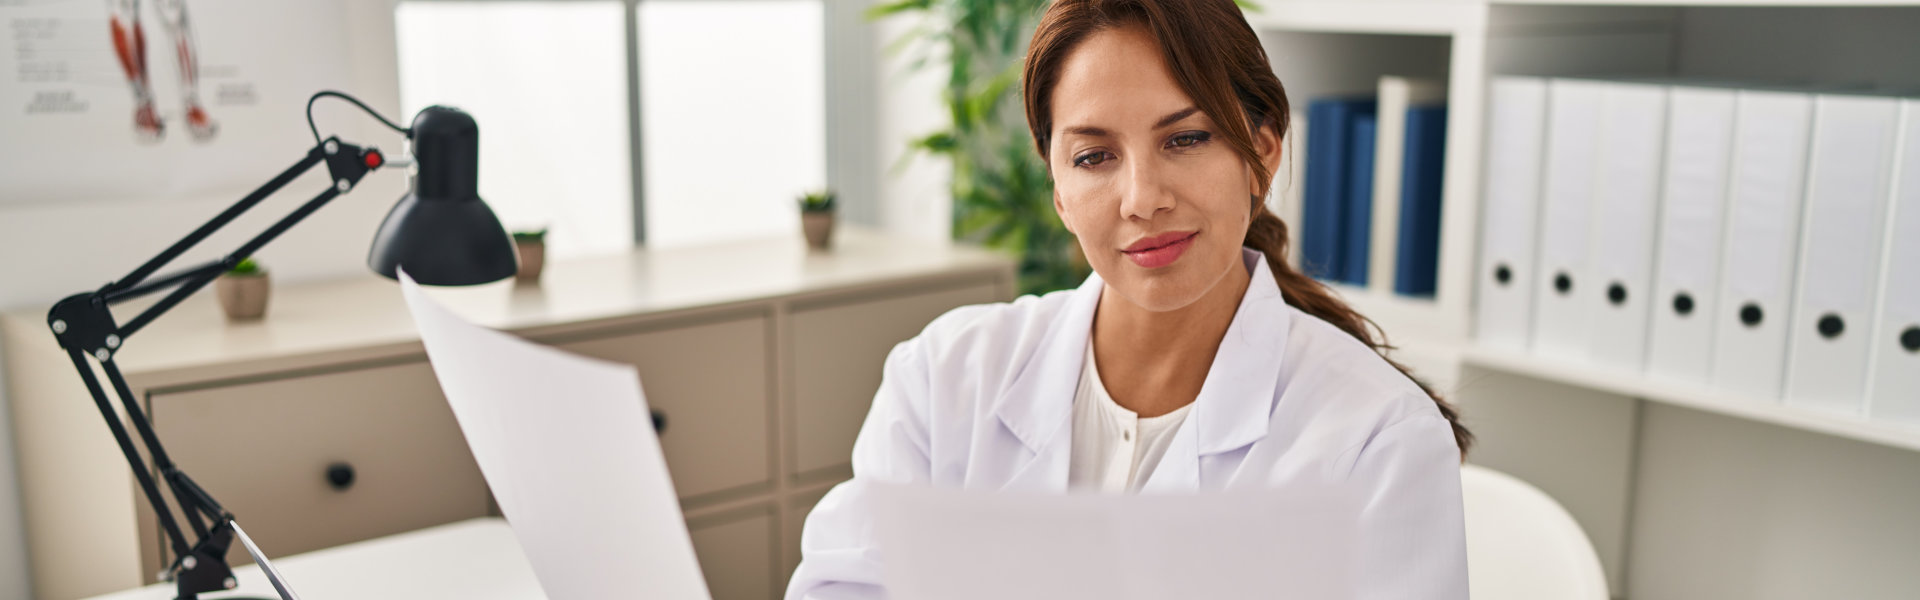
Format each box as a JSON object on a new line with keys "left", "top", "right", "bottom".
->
{"left": 651, "top": 409, "right": 667, "bottom": 435}
{"left": 325, "top": 462, "right": 355, "bottom": 491}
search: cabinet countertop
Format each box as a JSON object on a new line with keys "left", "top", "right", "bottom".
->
{"left": 1, "top": 228, "right": 1015, "bottom": 382}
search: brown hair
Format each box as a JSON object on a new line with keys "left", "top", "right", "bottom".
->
{"left": 1022, "top": 0, "right": 1471, "bottom": 455}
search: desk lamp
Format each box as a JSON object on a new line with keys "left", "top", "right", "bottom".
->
{"left": 43, "top": 91, "right": 518, "bottom": 600}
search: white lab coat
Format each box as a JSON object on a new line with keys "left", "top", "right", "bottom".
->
{"left": 785, "top": 248, "right": 1468, "bottom": 600}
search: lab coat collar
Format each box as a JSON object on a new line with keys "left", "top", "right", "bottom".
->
{"left": 991, "top": 248, "right": 1289, "bottom": 465}
{"left": 1189, "top": 248, "right": 1289, "bottom": 456}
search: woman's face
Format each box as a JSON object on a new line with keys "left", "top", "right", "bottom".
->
{"left": 1047, "top": 25, "right": 1276, "bottom": 313}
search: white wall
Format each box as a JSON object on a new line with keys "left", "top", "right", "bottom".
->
{"left": 0, "top": 2, "right": 405, "bottom": 597}
{"left": 0, "top": 2, "right": 949, "bottom": 597}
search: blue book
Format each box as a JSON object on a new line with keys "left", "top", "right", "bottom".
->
{"left": 1341, "top": 113, "right": 1378, "bottom": 286}
{"left": 1395, "top": 105, "right": 1448, "bottom": 297}
{"left": 1301, "top": 98, "right": 1376, "bottom": 282}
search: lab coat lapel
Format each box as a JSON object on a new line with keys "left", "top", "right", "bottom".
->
{"left": 992, "top": 272, "right": 1104, "bottom": 492}
{"left": 1140, "top": 249, "right": 1290, "bottom": 493}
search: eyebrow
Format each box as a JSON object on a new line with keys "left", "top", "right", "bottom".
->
{"left": 1061, "top": 106, "right": 1203, "bottom": 139}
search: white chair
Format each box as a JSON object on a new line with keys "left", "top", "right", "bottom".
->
{"left": 1461, "top": 464, "right": 1609, "bottom": 600}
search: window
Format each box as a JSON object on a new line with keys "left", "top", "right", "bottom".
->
{"left": 638, "top": 0, "right": 826, "bottom": 248}
{"left": 396, "top": 0, "right": 829, "bottom": 254}
{"left": 396, "top": 1, "right": 634, "bottom": 258}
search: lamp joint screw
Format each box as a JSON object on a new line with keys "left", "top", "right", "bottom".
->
{"left": 105, "top": 334, "right": 120, "bottom": 349}
{"left": 336, "top": 179, "right": 351, "bottom": 192}
{"left": 95, "top": 348, "right": 111, "bottom": 361}
{"left": 182, "top": 556, "right": 197, "bottom": 570}
{"left": 51, "top": 320, "right": 66, "bottom": 334}
{"left": 224, "top": 577, "right": 237, "bottom": 589}
{"left": 324, "top": 140, "right": 339, "bottom": 155}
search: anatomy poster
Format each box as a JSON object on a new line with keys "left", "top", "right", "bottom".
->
{"left": 1, "top": 0, "right": 356, "bottom": 207}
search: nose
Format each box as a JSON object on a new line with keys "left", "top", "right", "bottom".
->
{"left": 1119, "top": 155, "right": 1175, "bottom": 221}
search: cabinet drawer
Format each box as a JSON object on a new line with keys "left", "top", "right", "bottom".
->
{"left": 557, "top": 315, "right": 772, "bottom": 501}
{"left": 142, "top": 361, "right": 490, "bottom": 575}
{"left": 790, "top": 284, "right": 1003, "bottom": 477}
{"left": 690, "top": 509, "right": 775, "bottom": 600}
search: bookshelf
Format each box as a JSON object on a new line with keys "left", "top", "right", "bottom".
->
{"left": 1246, "top": 3, "right": 1920, "bottom": 598}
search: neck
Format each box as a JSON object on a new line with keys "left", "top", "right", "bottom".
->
{"left": 1090, "top": 253, "right": 1253, "bottom": 417}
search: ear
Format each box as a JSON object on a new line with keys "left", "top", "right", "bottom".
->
{"left": 1249, "top": 121, "right": 1285, "bottom": 198}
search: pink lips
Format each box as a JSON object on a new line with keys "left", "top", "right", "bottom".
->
{"left": 1122, "top": 231, "right": 1198, "bottom": 269}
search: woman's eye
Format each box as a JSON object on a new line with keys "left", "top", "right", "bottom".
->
{"left": 1168, "top": 131, "right": 1212, "bottom": 149}
{"left": 1074, "top": 151, "right": 1113, "bottom": 168}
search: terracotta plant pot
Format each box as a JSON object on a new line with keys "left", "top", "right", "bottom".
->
{"left": 216, "top": 272, "right": 270, "bottom": 321}
{"left": 515, "top": 240, "right": 545, "bottom": 284}
{"left": 802, "top": 212, "right": 835, "bottom": 250}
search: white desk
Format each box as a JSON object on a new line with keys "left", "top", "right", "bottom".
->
{"left": 87, "top": 518, "right": 545, "bottom": 600}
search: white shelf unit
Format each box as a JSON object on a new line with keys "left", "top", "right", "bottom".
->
{"left": 1244, "top": 1, "right": 1481, "bottom": 36}
{"left": 1246, "top": 3, "right": 1920, "bottom": 598}
{"left": 1250, "top": 2, "right": 1490, "bottom": 345}
{"left": 1462, "top": 345, "right": 1920, "bottom": 453}
{"left": 1496, "top": 0, "right": 1920, "bottom": 6}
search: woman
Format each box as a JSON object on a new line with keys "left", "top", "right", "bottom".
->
{"left": 787, "top": 0, "right": 1470, "bottom": 598}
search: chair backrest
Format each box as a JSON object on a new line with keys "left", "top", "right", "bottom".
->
{"left": 1461, "top": 464, "right": 1610, "bottom": 600}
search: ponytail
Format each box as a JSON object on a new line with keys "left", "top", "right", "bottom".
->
{"left": 1245, "top": 203, "right": 1474, "bottom": 456}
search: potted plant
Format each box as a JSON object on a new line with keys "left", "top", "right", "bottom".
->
{"left": 799, "top": 190, "right": 836, "bottom": 250}
{"left": 512, "top": 229, "right": 547, "bottom": 284}
{"left": 216, "top": 257, "right": 269, "bottom": 321}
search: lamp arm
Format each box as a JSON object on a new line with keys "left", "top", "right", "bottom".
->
{"left": 44, "top": 136, "right": 388, "bottom": 600}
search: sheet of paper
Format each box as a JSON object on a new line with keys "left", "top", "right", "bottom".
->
{"left": 399, "top": 273, "right": 711, "bottom": 600}
{"left": 871, "top": 482, "right": 1361, "bottom": 600}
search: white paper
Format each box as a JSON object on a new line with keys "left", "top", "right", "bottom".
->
{"left": 870, "top": 482, "right": 1361, "bottom": 600}
{"left": 399, "top": 273, "right": 711, "bottom": 600}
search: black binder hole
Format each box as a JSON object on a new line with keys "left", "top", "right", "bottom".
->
{"left": 1607, "top": 283, "right": 1628, "bottom": 306}
{"left": 1902, "top": 326, "right": 1920, "bottom": 353}
{"left": 1817, "top": 314, "right": 1845, "bottom": 340}
{"left": 1553, "top": 272, "right": 1572, "bottom": 296}
{"left": 1674, "top": 293, "right": 1695, "bottom": 317}
{"left": 1494, "top": 264, "right": 1513, "bottom": 286}
{"left": 1739, "top": 303, "right": 1764, "bottom": 328}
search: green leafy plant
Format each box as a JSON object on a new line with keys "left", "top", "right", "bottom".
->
{"left": 799, "top": 190, "right": 837, "bottom": 213}
{"left": 511, "top": 229, "right": 548, "bottom": 244}
{"left": 869, "top": 0, "right": 1082, "bottom": 295}
{"left": 226, "top": 257, "right": 262, "bottom": 276}
{"left": 869, "top": 0, "right": 1261, "bottom": 295}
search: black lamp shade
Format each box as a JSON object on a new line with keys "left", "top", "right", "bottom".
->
{"left": 367, "top": 105, "right": 518, "bottom": 285}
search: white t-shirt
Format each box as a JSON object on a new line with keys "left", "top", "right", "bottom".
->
{"left": 1067, "top": 341, "right": 1196, "bottom": 492}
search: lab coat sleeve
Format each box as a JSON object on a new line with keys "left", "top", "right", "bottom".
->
{"left": 1346, "top": 411, "right": 1469, "bottom": 600}
{"left": 783, "top": 337, "right": 936, "bottom": 600}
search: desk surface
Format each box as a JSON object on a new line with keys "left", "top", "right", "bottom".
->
{"left": 87, "top": 518, "right": 545, "bottom": 600}
{"left": 2, "top": 227, "right": 1012, "bottom": 384}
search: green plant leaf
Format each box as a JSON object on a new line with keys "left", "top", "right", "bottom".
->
{"left": 865, "top": 0, "right": 934, "bottom": 20}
